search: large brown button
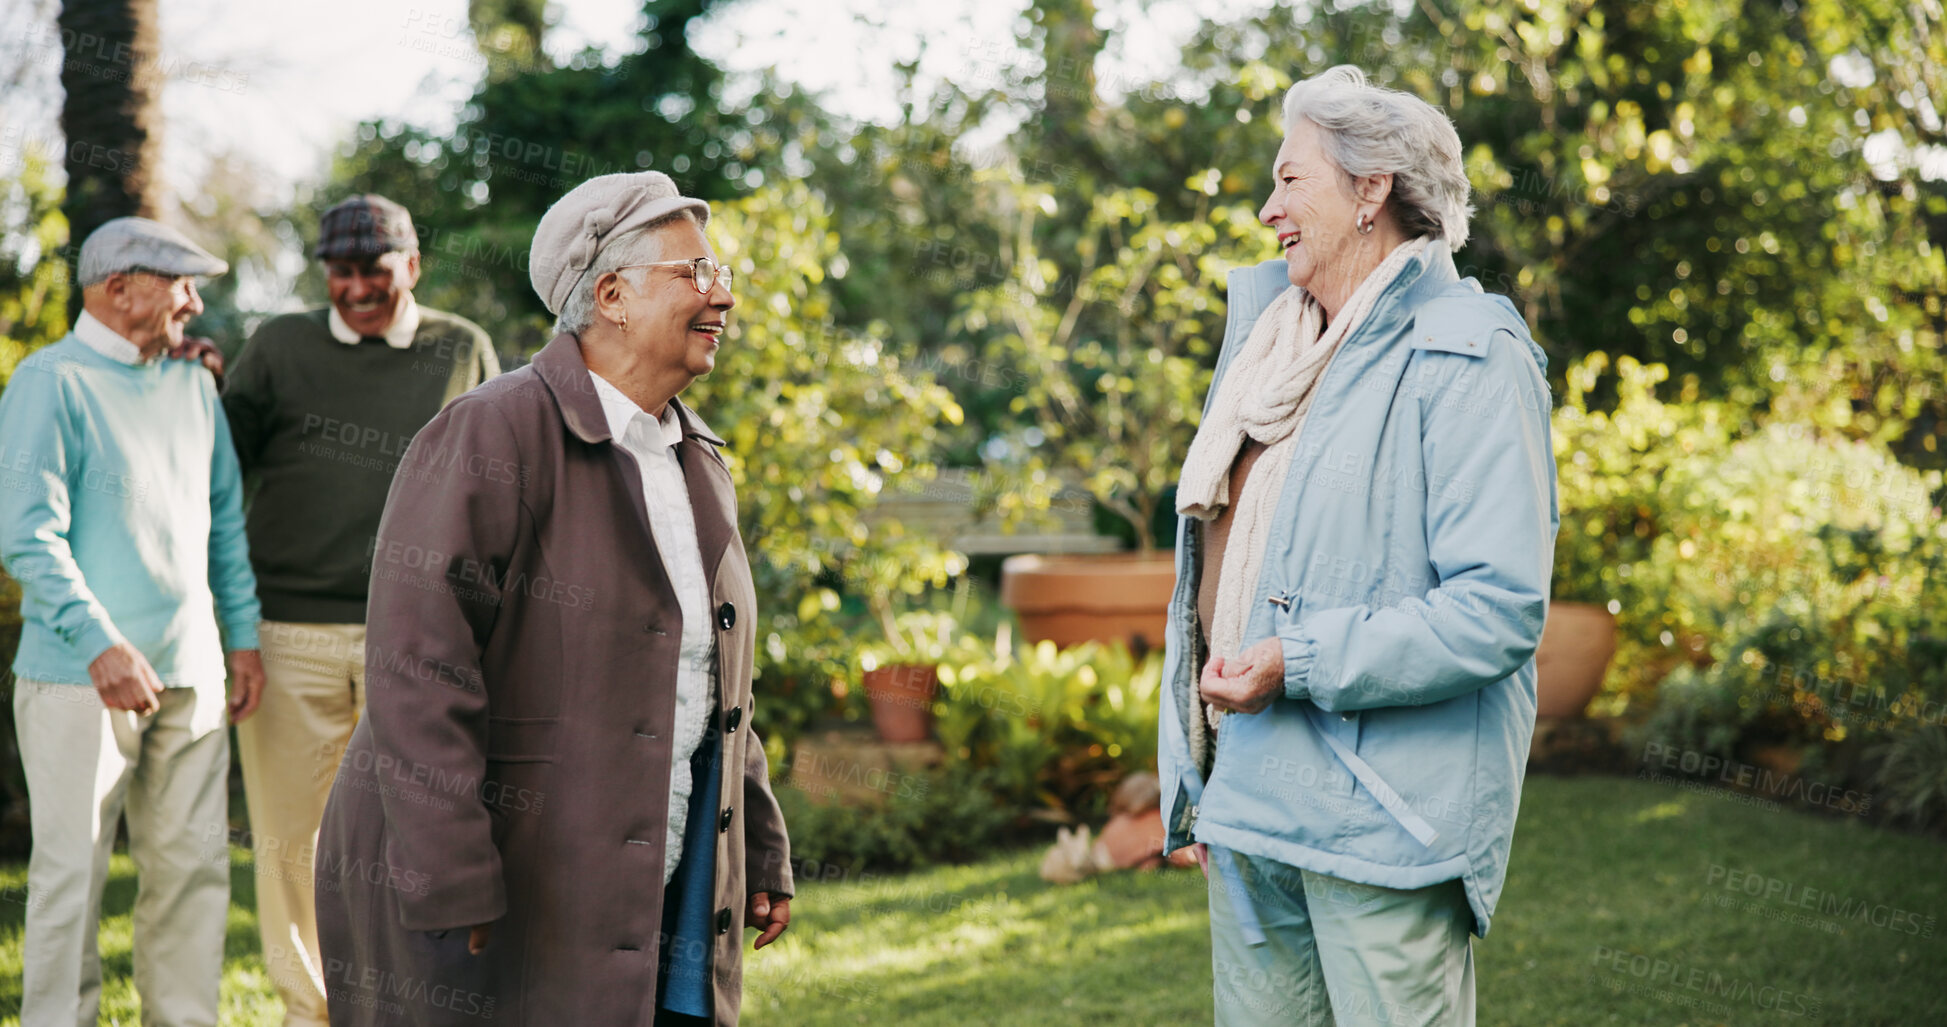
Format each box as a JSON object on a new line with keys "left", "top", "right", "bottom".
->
{"left": 716, "top": 602, "right": 736, "bottom": 630}
{"left": 715, "top": 907, "right": 732, "bottom": 935}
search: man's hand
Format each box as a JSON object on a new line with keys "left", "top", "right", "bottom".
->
{"left": 1199, "top": 637, "right": 1286, "bottom": 715}
{"left": 748, "top": 892, "right": 790, "bottom": 950}
{"left": 226, "top": 648, "right": 265, "bottom": 722}
{"left": 169, "top": 336, "right": 225, "bottom": 387}
{"left": 89, "top": 642, "right": 164, "bottom": 715}
{"left": 468, "top": 923, "right": 492, "bottom": 954}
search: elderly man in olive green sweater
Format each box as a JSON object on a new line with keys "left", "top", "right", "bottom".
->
{"left": 220, "top": 194, "right": 499, "bottom": 1027}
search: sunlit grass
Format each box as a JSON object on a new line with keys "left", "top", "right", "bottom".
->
{"left": 1, "top": 776, "right": 1942, "bottom": 1025}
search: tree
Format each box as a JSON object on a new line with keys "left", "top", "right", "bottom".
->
{"left": 329, "top": 0, "right": 747, "bottom": 353}
{"left": 0, "top": 145, "right": 70, "bottom": 384}
{"left": 58, "top": 0, "right": 164, "bottom": 305}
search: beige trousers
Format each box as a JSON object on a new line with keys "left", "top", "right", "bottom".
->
{"left": 236, "top": 621, "right": 367, "bottom": 1027}
{"left": 14, "top": 678, "right": 232, "bottom": 1027}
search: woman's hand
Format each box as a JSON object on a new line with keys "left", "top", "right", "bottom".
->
{"left": 1199, "top": 638, "right": 1287, "bottom": 715}
{"left": 748, "top": 892, "right": 790, "bottom": 950}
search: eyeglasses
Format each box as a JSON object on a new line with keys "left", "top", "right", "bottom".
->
{"left": 615, "top": 257, "right": 735, "bottom": 295}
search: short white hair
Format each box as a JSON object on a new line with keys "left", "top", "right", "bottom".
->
{"left": 1281, "top": 65, "right": 1474, "bottom": 250}
{"left": 552, "top": 209, "right": 700, "bottom": 336}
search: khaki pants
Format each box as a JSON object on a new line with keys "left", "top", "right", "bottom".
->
{"left": 1208, "top": 850, "right": 1476, "bottom": 1026}
{"left": 14, "top": 679, "right": 232, "bottom": 1027}
{"left": 237, "top": 621, "right": 367, "bottom": 1027}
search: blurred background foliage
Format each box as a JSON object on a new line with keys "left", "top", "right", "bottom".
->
{"left": 3, "top": 0, "right": 1946, "bottom": 834}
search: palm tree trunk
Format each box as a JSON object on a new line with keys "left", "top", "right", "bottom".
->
{"left": 59, "top": 0, "right": 164, "bottom": 313}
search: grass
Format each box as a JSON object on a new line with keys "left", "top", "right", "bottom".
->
{"left": 1, "top": 775, "right": 1942, "bottom": 1025}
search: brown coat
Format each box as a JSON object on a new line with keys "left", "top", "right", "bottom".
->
{"left": 315, "top": 333, "right": 793, "bottom": 1026}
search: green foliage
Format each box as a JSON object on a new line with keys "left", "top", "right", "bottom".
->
{"left": 328, "top": 0, "right": 784, "bottom": 353}
{"left": 1870, "top": 725, "right": 1947, "bottom": 831}
{"left": 1550, "top": 352, "right": 1736, "bottom": 706}
{"left": 1164, "top": 0, "right": 1946, "bottom": 467}
{"left": 770, "top": 764, "right": 1019, "bottom": 875}
{"left": 960, "top": 182, "right": 1258, "bottom": 549}
{"left": 1550, "top": 352, "right": 1734, "bottom": 607}
{"left": 1635, "top": 423, "right": 1944, "bottom": 762}
{"left": 0, "top": 143, "right": 69, "bottom": 387}
{"left": 685, "top": 182, "right": 966, "bottom": 744}
{"left": 934, "top": 638, "right": 1161, "bottom": 820}
{"left": 857, "top": 610, "right": 961, "bottom": 670}
{"left": 774, "top": 632, "right": 1166, "bottom": 874}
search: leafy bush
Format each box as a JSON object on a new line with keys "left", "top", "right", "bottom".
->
{"left": 1635, "top": 423, "right": 1944, "bottom": 771}
{"left": 933, "top": 638, "right": 1162, "bottom": 821}
{"left": 772, "top": 764, "right": 1021, "bottom": 875}
{"left": 685, "top": 182, "right": 968, "bottom": 747}
{"left": 961, "top": 183, "right": 1260, "bottom": 550}
{"left": 774, "top": 635, "right": 1167, "bottom": 873}
{"left": 1869, "top": 726, "right": 1947, "bottom": 832}
{"left": 1550, "top": 353, "right": 1735, "bottom": 703}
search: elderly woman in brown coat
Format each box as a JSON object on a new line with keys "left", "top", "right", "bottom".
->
{"left": 315, "top": 170, "right": 793, "bottom": 1026}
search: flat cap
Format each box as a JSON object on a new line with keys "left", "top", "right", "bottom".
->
{"left": 315, "top": 194, "right": 419, "bottom": 260}
{"left": 77, "top": 216, "right": 228, "bottom": 286}
{"left": 529, "top": 171, "right": 710, "bottom": 316}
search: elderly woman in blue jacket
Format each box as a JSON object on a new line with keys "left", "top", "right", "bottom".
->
{"left": 1159, "top": 65, "right": 1558, "bottom": 1025}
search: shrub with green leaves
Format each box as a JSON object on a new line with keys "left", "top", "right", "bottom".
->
{"left": 1637, "top": 423, "right": 1944, "bottom": 772}
{"left": 771, "top": 764, "right": 1021, "bottom": 875}
{"left": 686, "top": 182, "right": 967, "bottom": 746}
{"left": 1550, "top": 353, "right": 1735, "bottom": 703}
{"left": 933, "top": 638, "right": 1162, "bottom": 821}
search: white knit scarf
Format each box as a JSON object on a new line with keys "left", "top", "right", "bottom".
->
{"left": 1176, "top": 237, "right": 1428, "bottom": 756}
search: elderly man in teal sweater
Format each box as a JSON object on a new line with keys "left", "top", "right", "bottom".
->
{"left": 0, "top": 217, "right": 264, "bottom": 1027}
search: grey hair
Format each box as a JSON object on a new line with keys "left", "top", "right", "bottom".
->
{"left": 1281, "top": 65, "right": 1474, "bottom": 250}
{"left": 552, "top": 209, "right": 700, "bottom": 336}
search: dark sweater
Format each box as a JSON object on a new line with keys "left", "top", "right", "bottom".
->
{"left": 222, "top": 307, "right": 499, "bottom": 622}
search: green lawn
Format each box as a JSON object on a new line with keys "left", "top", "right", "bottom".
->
{"left": 3, "top": 775, "right": 1942, "bottom": 1025}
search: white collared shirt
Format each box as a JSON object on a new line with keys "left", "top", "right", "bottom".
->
{"left": 587, "top": 371, "right": 716, "bottom": 886}
{"left": 327, "top": 294, "right": 421, "bottom": 348}
{"left": 73, "top": 311, "right": 149, "bottom": 365}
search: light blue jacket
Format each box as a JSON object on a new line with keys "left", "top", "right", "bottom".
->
{"left": 1160, "top": 240, "right": 1558, "bottom": 937}
{"left": 0, "top": 335, "right": 260, "bottom": 686}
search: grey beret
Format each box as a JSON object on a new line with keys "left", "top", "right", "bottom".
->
{"left": 77, "top": 216, "right": 228, "bottom": 286}
{"left": 529, "top": 171, "right": 710, "bottom": 316}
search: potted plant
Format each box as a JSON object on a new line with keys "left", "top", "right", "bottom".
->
{"left": 857, "top": 610, "right": 959, "bottom": 744}
{"left": 963, "top": 182, "right": 1257, "bottom": 650}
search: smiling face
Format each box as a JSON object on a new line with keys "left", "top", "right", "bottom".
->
{"left": 91, "top": 271, "right": 204, "bottom": 358}
{"left": 326, "top": 250, "right": 420, "bottom": 337}
{"left": 608, "top": 218, "right": 735, "bottom": 382}
{"left": 1259, "top": 118, "right": 1368, "bottom": 295}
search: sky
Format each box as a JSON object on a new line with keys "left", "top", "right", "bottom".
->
{"left": 2, "top": 0, "right": 1260, "bottom": 212}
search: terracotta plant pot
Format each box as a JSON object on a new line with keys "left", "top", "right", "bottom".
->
{"left": 999, "top": 552, "right": 1177, "bottom": 651}
{"left": 861, "top": 663, "right": 939, "bottom": 743}
{"left": 1534, "top": 601, "right": 1619, "bottom": 718}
